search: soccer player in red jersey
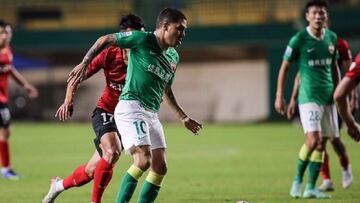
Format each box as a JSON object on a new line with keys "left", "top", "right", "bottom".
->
{"left": 41, "top": 14, "right": 145, "bottom": 203}
{"left": 334, "top": 52, "right": 360, "bottom": 139}
{"left": 0, "top": 20, "right": 38, "bottom": 180}
{"left": 318, "top": 37, "right": 354, "bottom": 191}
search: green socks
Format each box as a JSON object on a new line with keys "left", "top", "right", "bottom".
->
{"left": 116, "top": 165, "right": 144, "bottom": 203}
{"left": 137, "top": 171, "right": 164, "bottom": 203}
{"left": 306, "top": 150, "right": 324, "bottom": 190}
{"left": 294, "top": 144, "right": 311, "bottom": 183}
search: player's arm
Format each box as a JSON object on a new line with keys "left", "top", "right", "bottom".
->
{"left": 334, "top": 76, "right": 360, "bottom": 142}
{"left": 55, "top": 51, "right": 105, "bottom": 121}
{"left": 163, "top": 86, "right": 202, "bottom": 135}
{"left": 68, "top": 34, "right": 117, "bottom": 85}
{"left": 287, "top": 72, "right": 300, "bottom": 120}
{"left": 342, "top": 57, "right": 359, "bottom": 113}
{"left": 275, "top": 60, "right": 291, "bottom": 115}
{"left": 55, "top": 77, "right": 81, "bottom": 121}
{"left": 9, "top": 66, "right": 38, "bottom": 98}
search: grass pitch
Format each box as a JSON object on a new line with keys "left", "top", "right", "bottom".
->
{"left": 0, "top": 122, "right": 359, "bottom": 203}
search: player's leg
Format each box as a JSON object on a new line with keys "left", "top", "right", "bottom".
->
{"left": 290, "top": 103, "right": 319, "bottom": 198}
{"left": 319, "top": 139, "right": 334, "bottom": 191}
{"left": 302, "top": 134, "right": 329, "bottom": 198}
{"left": 114, "top": 100, "right": 152, "bottom": 203}
{"left": 330, "top": 137, "right": 353, "bottom": 188}
{"left": 0, "top": 104, "right": 18, "bottom": 180}
{"left": 42, "top": 151, "right": 100, "bottom": 203}
{"left": 91, "top": 108, "right": 122, "bottom": 203}
{"left": 303, "top": 104, "right": 338, "bottom": 199}
{"left": 116, "top": 146, "right": 151, "bottom": 203}
{"left": 137, "top": 117, "right": 167, "bottom": 203}
{"left": 91, "top": 131, "right": 121, "bottom": 203}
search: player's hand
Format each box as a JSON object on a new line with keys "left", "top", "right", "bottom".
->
{"left": 347, "top": 122, "right": 360, "bottom": 143}
{"left": 55, "top": 101, "right": 74, "bottom": 121}
{"left": 287, "top": 100, "right": 296, "bottom": 120}
{"left": 68, "top": 62, "right": 87, "bottom": 86}
{"left": 24, "top": 84, "right": 39, "bottom": 99}
{"left": 182, "top": 117, "right": 202, "bottom": 135}
{"left": 275, "top": 96, "right": 287, "bottom": 116}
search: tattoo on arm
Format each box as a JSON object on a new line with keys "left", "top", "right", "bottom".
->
{"left": 82, "top": 34, "right": 116, "bottom": 65}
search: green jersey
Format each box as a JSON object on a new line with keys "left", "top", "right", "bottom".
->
{"left": 115, "top": 31, "right": 179, "bottom": 112}
{"left": 283, "top": 27, "right": 338, "bottom": 105}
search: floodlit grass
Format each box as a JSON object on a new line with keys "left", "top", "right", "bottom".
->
{"left": 0, "top": 122, "right": 359, "bottom": 203}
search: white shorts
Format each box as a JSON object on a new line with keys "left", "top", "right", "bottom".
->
{"left": 299, "top": 102, "right": 339, "bottom": 138}
{"left": 114, "top": 100, "right": 167, "bottom": 154}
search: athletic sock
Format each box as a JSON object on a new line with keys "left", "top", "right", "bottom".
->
{"left": 137, "top": 171, "right": 165, "bottom": 203}
{"left": 320, "top": 150, "right": 331, "bottom": 180}
{"left": 0, "top": 140, "right": 10, "bottom": 168}
{"left": 91, "top": 158, "right": 114, "bottom": 203}
{"left": 294, "top": 144, "right": 311, "bottom": 183}
{"left": 63, "top": 164, "right": 92, "bottom": 189}
{"left": 306, "top": 150, "right": 324, "bottom": 190}
{"left": 116, "top": 165, "right": 144, "bottom": 203}
{"left": 339, "top": 155, "right": 349, "bottom": 171}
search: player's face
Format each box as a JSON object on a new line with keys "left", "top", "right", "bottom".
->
{"left": 164, "top": 19, "right": 187, "bottom": 47}
{"left": 306, "top": 6, "right": 328, "bottom": 30}
{"left": 0, "top": 27, "right": 7, "bottom": 48}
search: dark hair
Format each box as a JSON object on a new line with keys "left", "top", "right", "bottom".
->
{"left": 156, "top": 8, "right": 187, "bottom": 28}
{"left": 0, "top": 19, "right": 7, "bottom": 28}
{"left": 305, "top": 0, "right": 329, "bottom": 12}
{"left": 119, "top": 14, "right": 145, "bottom": 31}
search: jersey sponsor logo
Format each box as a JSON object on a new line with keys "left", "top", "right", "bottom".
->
{"left": 284, "top": 46, "right": 293, "bottom": 57}
{"left": 109, "top": 81, "right": 124, "bottom": 91}
{"left": 328, "top": 44, "right": 335, "bottom": 54}
{"left": 119, "top": 31, "right": 132, "bottom": 38}
{"left": 308, "top": 58, "right": 332, "bottom": 67}
{"left": 147, "top": 64, "right": 172, "bottom": 82}
{"left": 307, "top": 47, "right": 315, "bottom": 53}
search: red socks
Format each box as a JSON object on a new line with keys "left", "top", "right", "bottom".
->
{"left": 91, "top": 158, "right": 114, "bottom": 203}
{"left": 320, "top": 151, "right": 330, "bottom": 180}
{"left": 321, "top": 151, "right": 351, "bottom": 180}
{"left": 0, "top": 140, "right": 10, "bottom": 167}
{"left": 63, "top": 164, "right": 92, "bottom": 189}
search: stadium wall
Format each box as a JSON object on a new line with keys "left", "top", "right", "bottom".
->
{"left": 12, "top": 60, "right": 268, "bottom": 123}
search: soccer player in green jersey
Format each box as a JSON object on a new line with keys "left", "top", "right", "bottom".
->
{"left": 275, "top": 0, "right": 338, "bottom": 199}
{"left": 68, "top": 8, "right": 203, "bottom": 203}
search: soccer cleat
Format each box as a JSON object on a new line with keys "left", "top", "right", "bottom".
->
{"left": 318, "top": 179, "right": 334, "bottom": 191}
{"left": 42, "top": 177, "right": 64, "bottom": 203}
{"left": 303, "top": 188, "right": 331, "bottom": 199}
{"left": 290, "top": 181, "right": 302, "bottom": 198}
{"left": 2, "top": 169, "right": 20, "bottom": 180}
{"left": 342, "top": 165, "right": 353, "bottom": 189}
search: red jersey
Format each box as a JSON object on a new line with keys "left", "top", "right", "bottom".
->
{"left": 345, "top": 53, "right": 360, "bottom": 82}
{"left": 337, "top": 37, "right": 352, "bottom": 66}
{"left": 0, "top": 46, "right": 12, "bottom": 104}
{"left": 86, "top": 46, "right": 127, "bottom": 113}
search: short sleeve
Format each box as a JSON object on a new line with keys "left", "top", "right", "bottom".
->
{"left": 115, "top": 31, "right": 146, "bottom": 49}
{"left": 283, "top": 35, "right": 300, "bottom": 62}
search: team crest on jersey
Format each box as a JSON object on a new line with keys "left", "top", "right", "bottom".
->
{"left": 328, "top": 44, "right": 335, "bottom": 54}
{"left": 170, "top": 62, "right": 177, "bottom": 72}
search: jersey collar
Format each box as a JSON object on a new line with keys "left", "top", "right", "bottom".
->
{"left": 306, "top": 26, "right": 326, "bottom": 41}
